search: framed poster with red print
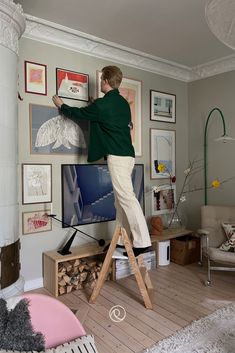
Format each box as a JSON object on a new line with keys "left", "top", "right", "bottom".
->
{"left": 56, "top": 68, "right": 89, "bottom": 102}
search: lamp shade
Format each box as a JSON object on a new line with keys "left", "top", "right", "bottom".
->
{"left": 214, "top": 134, "right": 235, "bottom": 142}
{"left": 205, "top": 0, "right": 235, "bottom": 50}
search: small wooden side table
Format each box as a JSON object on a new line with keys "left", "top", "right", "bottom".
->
{"left": 151, "top": 228, "right": 194, "bottom": 266}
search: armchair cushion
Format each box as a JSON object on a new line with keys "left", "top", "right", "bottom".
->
{"left": 219, "top": 222, "right": 235, "bottom": 252}
{"left": 219, "top": 239, "right": 235, "bottom": 252}
{"left": 221, "top": 222, "right": 235, "bottom": 240}
{"left": 206, "top": 247, "right": 235, "bottom": 264}
{"left": 201, "top": 205, "right": 235, "bottom": 247}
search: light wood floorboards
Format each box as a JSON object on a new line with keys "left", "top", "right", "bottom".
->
{"left": 32, "top": 262, "right": 235, "bottom": 353}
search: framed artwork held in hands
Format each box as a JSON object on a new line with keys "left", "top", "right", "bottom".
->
{"left": 150, "top": 90, "right": 176, "bottom": 123}
{"left": 25, "top": 61, "right": 47, "bottom": 95}
{"left": 56, "top": 68, "right": 89, "bottom": 102}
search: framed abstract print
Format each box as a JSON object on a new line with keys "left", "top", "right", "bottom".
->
{"left": 22, "top": 210, "right": 52, "bottom": 234}
{"left": 25, "top": 61, "right": 47, "bottom": 95}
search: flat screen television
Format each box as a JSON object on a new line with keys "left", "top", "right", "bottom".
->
{"left": 62, "top": 164, "right": 145, "bottom": 227}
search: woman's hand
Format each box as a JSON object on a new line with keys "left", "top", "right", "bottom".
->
{"left": 52, "top": 95, "right": 64, "bottom": 109}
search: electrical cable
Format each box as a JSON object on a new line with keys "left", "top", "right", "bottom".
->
{"left": 48, "top": 214, "right": 106, "bottom": 247}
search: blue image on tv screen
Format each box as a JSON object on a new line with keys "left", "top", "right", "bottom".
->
{"left": 62, "top": 164, "right": 145, "bottom": 227}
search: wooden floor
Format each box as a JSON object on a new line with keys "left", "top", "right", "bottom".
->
{"left": 34, "top": 262, "right": 235, "bottom": 353}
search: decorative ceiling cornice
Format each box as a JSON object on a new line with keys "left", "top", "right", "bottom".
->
{"left": 192, "top": 54, "right": 235, "bottom": 81}
{"left": 23, "top": 15, "right": 235, "bottom": 82}
{"left": 0, "top": 0, "right": 25, "bottom": 55}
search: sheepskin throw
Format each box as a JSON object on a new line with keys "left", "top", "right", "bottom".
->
{"left": 0, "top": 298, "right": 45, "bottom": 352}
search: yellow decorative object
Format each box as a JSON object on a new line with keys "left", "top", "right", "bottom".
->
{"left": 211, "top": 179, "right": 220, "bottom": 188}
{"left": 158, "top": 163, "right": 166, "bottom": 173}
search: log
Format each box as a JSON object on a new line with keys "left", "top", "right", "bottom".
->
{"left": 63, "top": 274, "right": 71, "bottom": 284}
{"left": 57, "top": 256, "right": 109, "bottom": 295}
{"left": 59, "top": 286, "right": 66, "bottom": 295}
{"left": 62, "top": 261, "right": 73, "bottom": 272}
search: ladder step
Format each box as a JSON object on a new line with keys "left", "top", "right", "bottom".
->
{"left": 89, "top": 226, "right": 153, "bottom": 309}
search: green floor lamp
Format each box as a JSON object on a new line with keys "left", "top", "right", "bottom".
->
{"left": 204, "top": 107, "right": 234, "bottom": 205}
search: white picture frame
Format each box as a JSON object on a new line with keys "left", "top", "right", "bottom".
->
{"left": 22, "top": 164, "right": 52, "bottom": 204}
{"left": 151, "top": 184, "right": 176, "bottom": 215}
{"left": 150, "top": 128, "right": 176, "bottom": 179}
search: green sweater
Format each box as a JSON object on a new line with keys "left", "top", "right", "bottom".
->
{"left": 61, "top": 89, "right": 135, "bottom": 162}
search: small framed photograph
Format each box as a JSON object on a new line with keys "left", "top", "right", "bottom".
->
{"left": 151, "top": 184, "right": 176, "bottom": 215}
{"left": 22, "top": 210, "right": 52, "bottom": 234}
{"left": 25, "top": 61, "right": 47, "bottom": 95}
{"left": 22, "top": 164, "right": 52, "bottom": 204}
{"left": 150, "top": 90, "right": 176, "bottom": 123}
{"left": 56, "top": 68, "right": 89, "bottom": 101}
{"left": 96, "top": 70, "right": 142, "bottom": 156}
{"left": 150, "top": 128, "right": 176, "bottom": 179}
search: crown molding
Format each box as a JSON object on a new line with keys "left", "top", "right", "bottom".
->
{"left": 0, "top": 0, "right": 25, "bottom": 55}
{"left": 191, "top": 54, "right": 235, "bottom": 81}
{"left": 23, "top": 15, "right": 235, "bottom": 82}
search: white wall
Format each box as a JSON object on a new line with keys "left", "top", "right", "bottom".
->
{"left": 188, "top": 71, "right": 235, "bottom": 230}
{"left": 18, "top": 37, "right": 189, "bottom": 288}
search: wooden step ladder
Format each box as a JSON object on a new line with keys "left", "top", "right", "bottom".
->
{"left": 89, "top": 227, "right": 153, "bottom": 309}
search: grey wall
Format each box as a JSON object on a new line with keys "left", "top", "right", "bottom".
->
{"left": 188, "top": 71, "right": 235, "bottom": 230}
{"left": 18, "top": 38, "right": 188, "bottom": 287}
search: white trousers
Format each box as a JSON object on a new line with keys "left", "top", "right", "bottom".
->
{"left": 107, "top": 155, "right": 151, "bottom": 248}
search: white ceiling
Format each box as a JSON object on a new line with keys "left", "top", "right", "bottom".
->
{"left": 15, "top": 0, "right": 234, "bottom": 68}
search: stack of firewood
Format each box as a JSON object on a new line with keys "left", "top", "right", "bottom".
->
{"left": 57, "top": 257, "right": 111, "bottom": 295}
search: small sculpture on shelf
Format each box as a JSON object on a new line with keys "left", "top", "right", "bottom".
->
{"left": 150, "top": 216, "right": 163, "bottom": 236}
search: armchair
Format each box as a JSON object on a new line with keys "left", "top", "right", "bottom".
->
{"left": 197, "top": 205, "right": 235, "bottom": 286}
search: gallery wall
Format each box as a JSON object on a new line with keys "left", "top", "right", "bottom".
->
{"left": 18, "top": 37, "right": 189, "bottom": 289}
{"left": 188, "top": 71, "right": 235, "bottom": 230}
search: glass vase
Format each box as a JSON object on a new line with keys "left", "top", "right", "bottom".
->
{"left": 167, "top": 208, "right": 186, "bottom": 230}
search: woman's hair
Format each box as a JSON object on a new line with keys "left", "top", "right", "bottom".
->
{"left": 101, "top": 66, "right": 123, "bottom": 89}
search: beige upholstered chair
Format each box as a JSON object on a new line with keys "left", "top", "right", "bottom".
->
{"left": 197, "top": 205, "right": 235, "bottom": 286}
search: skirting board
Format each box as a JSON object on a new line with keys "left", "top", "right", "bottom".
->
{"left": 24, "top": 277, "right": 43, "bottom": 292}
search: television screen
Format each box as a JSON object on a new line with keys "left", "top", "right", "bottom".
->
{"left": 62, "top": 164, "right": 145, "bottom": 227}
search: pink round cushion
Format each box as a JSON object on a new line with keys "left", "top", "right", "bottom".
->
{"left": 22, "top": 293, "right": 86, "bottom": 349}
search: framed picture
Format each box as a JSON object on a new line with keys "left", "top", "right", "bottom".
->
{"left": 96, "top": 71, "right": 142, "bottom": 156}
{"left": 25, "top": 61, "right": 47, "bottom": 95}
{"left": 56, "top": 68, "right": 89, "bottom": 102}
{"left": 22, "top": 164, "right": 52, "bottom": 204}
{"left": 150, "top": 128, "right": 176, "bottom": 179}
{"left": 151, "top": 184, "right": 176, "bottom": 215}
{"left": 150, "top": 90, "right": 176, "bottom": 123}
{"left": 29, "top": 103, "right": 88, "bottom": 155}
{"left": 22, "top": 210, "right": 52, "bottom": 234}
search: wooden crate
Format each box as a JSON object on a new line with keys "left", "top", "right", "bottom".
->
{"left": 170, "top": 235, "right": 200, "bottom": 265}
{"left": 43, "top": 242, "right": 108, "bottom": 297}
